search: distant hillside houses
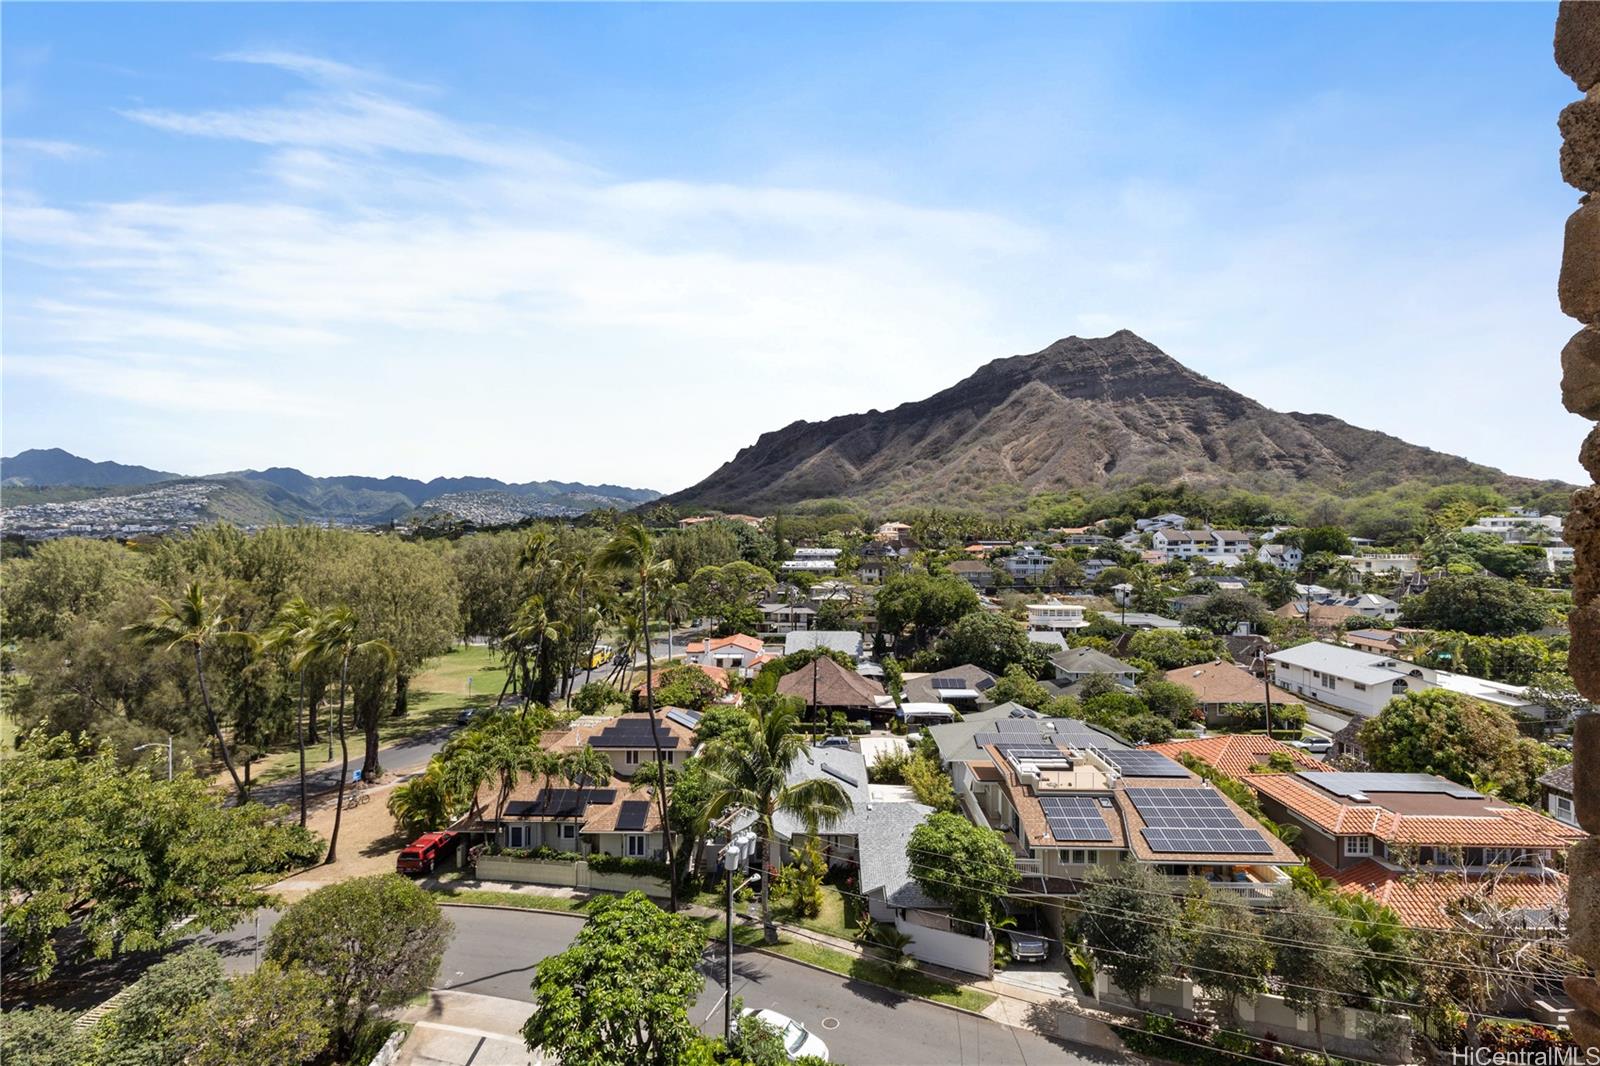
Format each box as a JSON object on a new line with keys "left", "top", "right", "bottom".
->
{"left": 1150, "top": 527, "right": 1253, "bottom": 566}
{"left": 1462, "top": 509, "right": 1573, "bottom": 571}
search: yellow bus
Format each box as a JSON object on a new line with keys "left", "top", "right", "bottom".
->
{"left": 587, "top": 644, "right": 613, "bottom": 670}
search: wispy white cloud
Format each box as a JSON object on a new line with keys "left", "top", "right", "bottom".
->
{"left": 2, "top": 46, "right": 1584, "bottom": 488}
{"left": 4, "top": 137, "right": 99, "bottom": 159}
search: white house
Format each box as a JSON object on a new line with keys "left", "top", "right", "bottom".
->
{"left": 781, "top": 547, "right": 842, "bottom": 574}
{"left": 1136, "top": 513, "right": 1189, "bottom": 532}
{"left": 684, "top": 634, "right": 769, "bottom": 675}
{"left": 1152, "top": 529, "right": 1211, "bottom": 559}
{"left": 1208, "top": 530, "right": 1252, "bottom": 557}
{"left": 1319, "top": 593, "right": 1402, "bottom": 621}
{"left": 1267, "top": 642, "right": 1428, "bottom": 718}
{"left": 1257, "top": 543, "right": 1303, "bottom": 571}
{"left": 1026, "top": 600, "right": 1089, "bottom": 632}
{"left": 1462, "top": 512, "right": 1565, "bottom": 544}
{"left": 1341, "top": 554, "right": 1419, "bottom": 576}
{"left": 998, "top": 544, "right": 1055, "bottom": 583}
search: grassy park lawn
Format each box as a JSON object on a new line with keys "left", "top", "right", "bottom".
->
{"left": 246, "top": 644, "right": 508, "bottom": 787}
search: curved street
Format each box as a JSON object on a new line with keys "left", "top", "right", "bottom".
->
{"left": 208, "top": 904, "right": 1126, "bottom": 1066}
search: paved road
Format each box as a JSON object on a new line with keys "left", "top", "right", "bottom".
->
{"left": 245, "top": 722, "right": 465, "bottom": 808}
{"left": 208, "top": 906, "right": 1114, "bottom": 1065}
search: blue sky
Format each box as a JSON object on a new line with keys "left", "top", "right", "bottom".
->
{"left": 2, "top": 2, "right": 1586, "bottom": 492}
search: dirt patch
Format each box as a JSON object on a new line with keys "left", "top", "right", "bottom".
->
{"left": 273, "top": 775, "right": 415, "bottom": 897}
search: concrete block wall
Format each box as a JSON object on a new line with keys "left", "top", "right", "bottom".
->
{"left": 1557, "top": 3, "right": 1600, "bottom": 1053}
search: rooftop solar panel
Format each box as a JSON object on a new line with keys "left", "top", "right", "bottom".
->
{"left": 1126, "top": 787, "right": 1273, "bottom": 855}
{"left": 592, "top": 720, "right": 681, "bottom": 749}
{"left": 615, "top": 800, "right": 650, "bottom": 832}
{"left": 1097, "top": 749, "right": 1188, "bottom": 778}
{"left": 1038, "top": 795, "right": 1113, "bottom": 842}
{"left": 664, "top": 709, "right": 702, "bottom": 731}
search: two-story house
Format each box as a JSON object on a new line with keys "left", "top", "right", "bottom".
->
{"left": 1268, "top": 641, "right": 1542, "bottom": 723}
{"left": 1151, "top": 529, "right": 1211, "bottom": 559}
{"left": 1256, "top": 543, "right": 1303, "bottom": 571}
{"left": 781, "top": 547, "right": 842, "bottom": 573}
{"left": 1026, "top": 600, "right": 1090, "bottom": 633}
{"left": 927, "top": 712, "right": 1298, "bottom": 903}
{"left": 1049, "top": 646, "right": 1139, "bottom": 687}
{"left": 551, "top": 711, "right": 700, "bottom": 778}
{"left": 1245, "top": 770, "right": 1581, "bottom": 929}
{"left": 998, "top": 544, "right": 1055, "bottom": 584}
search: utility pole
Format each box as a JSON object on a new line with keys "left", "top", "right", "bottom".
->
{"left": 713, "top": 807, "right": 759, "bottom": 1043}
{"left": 1253, "top": 650, "right": 1273, "bottom": 737}
{"left": 811, "top": 653, "right": 820, "bottom": 725}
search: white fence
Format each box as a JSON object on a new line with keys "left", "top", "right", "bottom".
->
{"left": 475, "top": 855, "right": 671, "bottom": 898}
{"left": 895, "top": 908, "right": 994, "bottom": 978}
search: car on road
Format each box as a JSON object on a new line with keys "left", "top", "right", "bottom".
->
{"left": 818, "top": 736, "right": 851, "bottom": 750}
{"left": 1291, "top": 736, "right": 1332, "bottom": 755}
{"left": 397, "top": 831, "right": 458, "bottom": 875}
{"left": 1002, "top": 903, "right": 1050, "bottom": 963}
{"left": 456, "top": 707, "right": 478, "bottom": 725}
{"left": 737, "top": 1008, "right": 830, "bottom": 1062}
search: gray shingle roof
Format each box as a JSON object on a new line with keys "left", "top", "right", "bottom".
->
{"left": 771, "top": 747, "right": 872, "bottom": 840}
{"left": 856, "top": 801, "right": 938, "bottom": 908}
{"left": 783, "top": 631, "right": 864, "bottom": 658}
{"left": 1049, "top": 646, "right": 1136, "bottom": 676}
{"left": 1539, "top": 763, "right": 1574, "bottom": 795}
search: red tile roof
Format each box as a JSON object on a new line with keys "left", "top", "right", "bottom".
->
{"left": 1306, "top": 857, "right": 1568, "bottom": 930}
{"left": 1245, "top": 773, "right": 1586, "bottom": 849}
{"left": 684, "top": 634, "right": 765, "bottom": 655}
{"left": 1149, "top": 735, "right": 1324, "bottom": 779}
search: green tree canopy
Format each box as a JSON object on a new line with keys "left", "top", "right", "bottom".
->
{"left": 0, "top": 732, "right": 321, "bottom": 981}
{"left": 1400, "top": 574, "right": 1551, "bottom": 636}
{"left": 1357, "top": 690, "right": 1547, "bottom": 799}
{"left": 521, "top": 892, "right": 708, "bottom": 1066}
{"left": 1077, "top": 863, "right": 1182, "bottom": 1008}
{"left": 906, "top": 812, "right": 1018, "bottom": 924}
{"left": 265, "top": 874, "right": 451, "bottom": 1055}
{"left": 874, "top": 572, "right": 980, "bottom": 650}
{"left": 1124, "top": 629, "right": 1229, "bottom": 670}
{"left": 1179, "top": 590, "right": 1273, "bottom": 636}
{"left": 174, "top": 961, "right": 332, "bottom": 1066}
{"left": 934, "top": 612, "right": 1045, "bottom": 677}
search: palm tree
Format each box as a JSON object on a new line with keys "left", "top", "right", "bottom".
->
{"left": 475, "top": 712, "right": 554, "bottom": 840}
{"left": 1331, "top": 559, "right": 1361, "bottom": 596}
{"left": 387, "top": 757, "right": 457, "bottom": 837}
{"left": 126, "top": 582, "right": 249, "bottom": 803}
{"left": 560, "top": 745, "right": 613, "bottom": 853}
{"left": 294, "top": 604, "right": 394, "bottom": 865}
{"left": 439, "top": 730, "right": 493, "bottom": 826}
{"left": 594, "top": 519, "right": 680, "bottom": 909}
{"left": 260, "top": 596, "right": 317, "bottom": 826}
{"left": 655, "top": 582, "right": 690, "bottom": 664}
{"left": 701, "top": 697, "right": 854, "bottom": 942}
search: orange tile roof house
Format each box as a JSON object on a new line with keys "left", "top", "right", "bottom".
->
{"left": 475, "top": 774, "right": 668, "bottom": 862}
{"left": 1149, "top": 735, "right": 1324, "bottom": 780}
{"left": 1241, "top": 768, "right": 1580, "bottom": 928}
{"left": 1305, "top": 856, "right": 1569, "bottom": 930}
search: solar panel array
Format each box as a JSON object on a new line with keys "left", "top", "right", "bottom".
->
{"left": 1125, "top": 787, "right": 1272, "bottom": 855}
{"left": 592, "top": 718, "right": 681, "bottom": 749}
{"left": 615, "top": 800, "right": 650, "bottom": 832}
{"left": 664, "top": 709, "right": 702, "bottom": 731}
{"left": 931, "top": 677, "right": 973, "bottom": 691}
{"left": 1039, "top": 795, "right": 1113, "bottom": 842}
{"left": 1097, "top": 749, "right": 1188, "bottom": 778}
{"left": 518, "top": 788, "right": 618, "bottom": 817}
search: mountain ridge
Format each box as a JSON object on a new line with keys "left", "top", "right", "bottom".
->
{"left": 0, "top": 449, "right": 660, "bottom": 530}
{"left": 665, "top": 331, "right": 1566, "bottom": 511}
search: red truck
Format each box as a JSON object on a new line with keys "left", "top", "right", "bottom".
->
{"left": 396, "top": 831, "right": 457, "bottom": 876}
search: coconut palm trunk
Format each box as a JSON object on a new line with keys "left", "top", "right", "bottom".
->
{"left": 192, "top": 645, "right": 247, "bottom": 802}
{"left": 639, "top": 580, "right": 680, "bottom": 911}
{"left": 327, "top": 653, "right": 352, "bottom": 865}
{"left": 296, "top": 665, "right": 308, "bottom": 827}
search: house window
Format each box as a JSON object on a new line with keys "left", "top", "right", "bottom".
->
{"left": 625, "top": 750, "right": 640, "bottom": 766}
{"left": 626, "top": 835, "right": 647, "bottom": 857}
{"left": 560, "top": 823, "right": 577, "bottom": 841}
{"left": 1343, "top": 836, "right": 1372, "bottom": 857}
{"left": 1353, "top": 682, "right": 1367, "bottom": 692}
{"left": 1556, "top": 796, "right": 1575, "bottom": 821}
{"left": 507, "top": 825, "right": 525, "bottom": 848}
{"left": 1060, "top": 849, "right": 1098, "bottom": 865}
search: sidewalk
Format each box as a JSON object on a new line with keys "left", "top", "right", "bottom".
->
{"left": 397, "top": 990, "right": 544, "bottom": 1066}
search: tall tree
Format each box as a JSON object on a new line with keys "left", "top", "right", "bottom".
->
{"left": 522, "top": 892, "right": 708, "bottom": 1066}
{"left": 294, "top": 604, "right": 393, "bottom": 864}
{"left": 906, "top": 811, "right": 1018, "bottom": 925}
{"left": 1076, "top": 863, "right": 1182, "bottom": 1009}
{"left": 125, "top": 581, "right": 249, "bottom": 802}
{"left": 594, "top": 520, "right": 680, "bottom": 909}
{"left": 259, "top": 595, "right": 318, "bottom": 826}
{"left": 702, "top": 697, "right": 853, "bottom": 942}
{"left": 1264, "top": 893, "right": 1364, "bottom": 1056}
{"left": 266, "top": 875, "right": 451, "bottom": 1058}
{"left": 0, "top": 732, "right": 321, "bottom": 980}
